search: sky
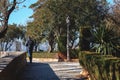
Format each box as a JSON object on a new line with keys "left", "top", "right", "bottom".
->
{"left": 8, "top": 0, "right": 38, "bottom": 25}
{"left": 108, "top": 0, "right": 114, "bottom": 4}
{"left": 9, "top": 0, "right": 113, "bottom": 26}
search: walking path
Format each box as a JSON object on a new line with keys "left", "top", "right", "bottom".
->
{"left": 17, "top": 59, "right": 83, "bottom": 80}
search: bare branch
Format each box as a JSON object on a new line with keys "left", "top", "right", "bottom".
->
{"left": 0, "top": 0, "right": 26, "bottom": 38}
{"left": 7, "top": 0, "right": 16, "bottom": 18}
{"left": 16, "top": 0, "right": 26, "bottom": 4}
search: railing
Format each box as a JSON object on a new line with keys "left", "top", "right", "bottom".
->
{"left": 0, "top": 52, "right": 26, "bottom": 80}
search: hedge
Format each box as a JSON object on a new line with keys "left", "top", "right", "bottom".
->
{"left": 27, "top": 52, "right": 57, "bottom": 58}
{"left": 79, "top": 51, "right": 120, "bottom": 80}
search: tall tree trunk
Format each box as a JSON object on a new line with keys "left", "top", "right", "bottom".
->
{"left": 48, "top": 31, "right": 55, "bottom": 53}
{"left": 48, "top": 40, "right": 54, "bottom": 53}
{"left": 5, "top": 41, "right": 13, "bottom": 51}
{"left": 34, "top": 44, "right": 38, "bottom": 52}
{"left": 0, "top": 42, "right": 4, "bottom": 51}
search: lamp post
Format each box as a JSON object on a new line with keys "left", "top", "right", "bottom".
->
{"left": 66, "top": 16, "right": 70, "bottom": 61}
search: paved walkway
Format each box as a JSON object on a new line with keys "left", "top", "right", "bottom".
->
{"left": 17, "top": 59, "right": 83, "bottom": 80}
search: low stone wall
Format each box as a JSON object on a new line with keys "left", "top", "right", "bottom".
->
{"left": 0, "top": 52, "right": 26, "bottom": 80}
{"left": 0, "top": 52, "right": 8, "bottom": 58}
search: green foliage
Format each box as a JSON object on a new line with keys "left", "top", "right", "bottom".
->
{"left": 28, "top": 1, "right": 56, "bottom": 52}
{"left": 91, "top": 24, "right": 120, "bottom": 55}
{"left": 29, "top": 0, "right": 115, "bottom": 54}
{"left": 70, "top": 49, "right": 79, "bottom": 59}
{"left": 80, "top": 27, "right": 91, "bottom": 51}
{"left": 26, "top": 22, "right": 43, "bottom": 42}
{"left": 29, "top": 1, "right": 55, "bottom": 40}
{"left": 0, "top": 0, "right": 25, "bottom": 38}
{"left": 5, "top": 24, "right": 24, "bottom": 40}
{"left": 79, "top": 51, "right": 120, "bottom": 80}
{"left": 78, "top": 0, "right": 109, "bottom": 51}
{"left": 0, "top": 24, "right": 25, "bottom": 51}
{"left": 58, "top": 35, "right": 67, "bottom": 54}
{"left": 29, "top": 0, "right": 80, "bottom": 52}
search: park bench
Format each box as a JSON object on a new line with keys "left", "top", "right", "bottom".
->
{"left": 0, "top": 52, "right": 26, "bottom": 80}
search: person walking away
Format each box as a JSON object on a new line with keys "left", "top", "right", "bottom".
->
{"left": 26, "top": 37, "right": 34, "bottom": 63}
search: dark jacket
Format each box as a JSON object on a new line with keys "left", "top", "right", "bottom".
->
{"left": 26, "top": 39, "right": 34, "bottom": 50}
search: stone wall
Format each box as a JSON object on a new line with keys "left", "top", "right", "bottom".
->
{"left": 0, "top": 52, "right": 26, "bottom": 80}
{"left": 0, "top": 52, "right": 8, "bottom": 58}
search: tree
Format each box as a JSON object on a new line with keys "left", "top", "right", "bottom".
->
{"left": 47, "top": 0, "right": 109, "bottom": 52}
{"left": 111, "top": 0, "right": 120, "bottom": 34}
{"left": 43, "top": 0, "right": 80, "bottom": 53}
{"left": 0, "top": 0, "right": 25, "bottom": 38}
{"left": 30, "top": 0, "right": 113, "bottom": 55}
{"left": 29, "top": 0, "right": 82, "bottom": 53}
{"left": 91, "top": 23, "right": 120, "bottom": 55}
{"left": 0, "top": 24, "right": 25, "bottom": 51}
{"left": 27, "top": 1, "right": 55, "bottom": 52}
{"left": 29, "top": 0, "right": 56, "bottom": 52}
{"left": 77, "top": 0, "right": 109, "bottom": 51}
{"left": 88, "top": 0, "right": 120, "bottom": 56}
{"left": 26, "top": 22, "right": 44, "bottom": 51}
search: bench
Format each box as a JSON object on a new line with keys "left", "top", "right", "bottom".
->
{"left": 0, "top": 52, "right": 26, "bottom": 80}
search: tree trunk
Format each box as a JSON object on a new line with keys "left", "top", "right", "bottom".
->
{"left": 48, "top": 31, "right": 55, "bottom": 53}
{"left": 0, "top": 42, "right": 4, "bottom": 51}
{"left": 48, "top": 41, "right": 54, "bottom": 53}
{"left": 5, "top": 41, "right": 13, "bottom": 51}
{"left": 34, "top": 44, "right": 38, "bottom": 52}
{"left": 0, "top": 0, "right": 16, "bottom": 38}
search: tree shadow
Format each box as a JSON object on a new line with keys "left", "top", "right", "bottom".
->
{"left": 17, "top": 62, "right": 60, "bottom": 80}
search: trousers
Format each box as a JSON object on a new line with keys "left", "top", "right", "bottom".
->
{"left": 27, "top": 49, "right": 33, "bottom": 63}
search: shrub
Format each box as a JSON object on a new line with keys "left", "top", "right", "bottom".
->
{"left": 79, "top": 51, "right": 120, "bottom": 80}
{"left": 57, "top": 35, "right": 67, "bottom": 55}
{"left": 91, "top": 26, "right": 120, "bottom": 56}
{"left": 70, "top": 49, "right": 79, "bottom": 59}
{"left": 27, "top": 52, "right": 57, "bottom": 58}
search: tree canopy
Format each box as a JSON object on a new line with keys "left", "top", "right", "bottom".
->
{"left": 27, "top": 0, "right": 119, "bottom": 56}
{"left": 0, "top": 0, "right": 25, "bottom": 38}
{"left": 0, "top": 24, "right": 25, "bottom": 51}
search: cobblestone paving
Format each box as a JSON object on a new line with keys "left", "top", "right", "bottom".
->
{"left": 49, "top": 62, "right": 83, "bottom": 80}
{"left": 17, "top": 60, "right": 83, "bottom": 80}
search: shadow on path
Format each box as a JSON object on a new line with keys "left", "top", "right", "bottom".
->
{"left": 17, "top": 62, "right": 60, "bottom": 80}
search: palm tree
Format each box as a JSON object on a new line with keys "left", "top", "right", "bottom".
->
{"left": 91, "top": 24, "right": 120, "bottom": 55}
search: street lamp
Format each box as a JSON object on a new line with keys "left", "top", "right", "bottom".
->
{"left": 66, "top": 16, "right": 70, "bottom": 61}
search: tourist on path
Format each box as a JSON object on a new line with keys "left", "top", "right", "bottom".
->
{"left": 26, "top": 37, "right": 34, "bottom": 63}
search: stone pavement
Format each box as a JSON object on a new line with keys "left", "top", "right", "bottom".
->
{"left": 17, "top": 59, "right": 83, "bottom": 80}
